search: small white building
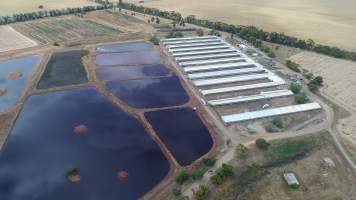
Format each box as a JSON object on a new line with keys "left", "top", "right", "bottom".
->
{"left": 283, "top": 173, "right": 300, "bottom": 188}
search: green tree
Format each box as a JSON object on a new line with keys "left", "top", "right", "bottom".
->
{"left": 192, "top": 169, "right": 206, "bottom": 180}
{"left": 149, "top": 35, "right": 159, "bottom": 45}
{"left": 256, "top": 138, "right": 270, "bottom": 150}
{"left": 286, "top": 60, "right": 301, "bottom": 72}
{"left": 294, "top": 93, "right": 308, "bottom": 104}
{"left": 175, "top": 170, "right": 189, "bottom": 184}
{"left": 210, "top": 173, "right": 224, "bottom": 185}
{"left": 290, "top": 82, "right": 302, "bottom": 94}
{"left": 155, "top": 17, "right": 160, "bottom": 24}
{"left": 194, "top": 185, "right": 209, "bottom": 200}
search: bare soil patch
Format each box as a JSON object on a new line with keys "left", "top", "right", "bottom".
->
{"left": 0, "top": 26, "right": 37, "bottom": 53}
{"left": 7, "top": 71, "right": 23, "bottom": 80}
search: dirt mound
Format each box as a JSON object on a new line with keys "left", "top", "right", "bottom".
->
{"left": 7, "top": 71, "right": 23, "bottom": 80}
{"left": 74, "top": 124, "right": 89, "bottom": 134}
{"left": 117, "top": 170, "right": 129, "bottom": 181}
{"left": 0, "top": 88, "right": 8, "bottom": 96}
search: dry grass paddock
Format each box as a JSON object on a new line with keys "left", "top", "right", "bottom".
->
{"left": 0, "top": 0, "right": 97, "bottom": 17}
{"left": 290, "top": 51, "right": 356, "bottom": 160}
{"left": 0, "top": 26, "right": 38, "bottom": 53}
{"left": 130, "top": 0, "right": 356, "bottom": 51}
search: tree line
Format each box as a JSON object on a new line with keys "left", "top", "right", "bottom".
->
{"left": 1, "top": 0, "right": 355, "bottom": 61}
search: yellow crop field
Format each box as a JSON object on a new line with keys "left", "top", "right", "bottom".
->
{"left": 130, "top": 0, "right": 356, "bottom": 51}
{"left": 0, "top": 0, "right": 98, "bottom": 16}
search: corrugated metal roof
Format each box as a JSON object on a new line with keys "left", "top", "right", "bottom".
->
{"left": 208, "top": 90, "right": 293, "bottom": 106}
{"left": 163, "top": 39, "right": 221, "bottom": 45}
{"left": 200, "top": 81, "right": 286, "bottom": 95}
{"left": 161, "top": 36, "right": 216, "bottom": 42}
{"left": 184, "top": 62, "right": 256, "bottom": 73}
{"left": 179, "top": 57, "right": 246, "bottom": 66}
{"left": 193, "top": 73, "right": 270, "bottom": 86}
{"left": 167, "top": 42, "right": 224, "bottom": 49}
{"left": 176, "top": 53, "right": 242, "bottom": 62}
{"left": 188, "top": 67, "right": 265, "bottom": 79}
{"left": 169, "top": 45, "right": 230, "bottom": 53}
{"left": 283, "top": 173, "right": 300, "bottom": 185}
{"left": 173, "top": 49, "right": 237, "bottom": 57}
{"left": 222, "top": 103, "right": 321, "bottom": 123}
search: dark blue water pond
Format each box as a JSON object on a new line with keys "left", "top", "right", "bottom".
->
{"left": 0, "top": 88, "right": 169, "bottom": 200}
{"left": 106, "top": 75, "right": 189, "bottom": 109}
{"left": 0, "top": 55, "right": 40, "bottom": 113}
{"left": 145, "top": 108, "right": 213, "bottom": 166}
{"left": 95, "top": 51, "right": 161, "bottom": 66}
{"left": 37, "top": 50, "right": 88, "bottom": 89}
{"left": 97, "top": 42, "right": 153, "bottom": 53}
{"left": 96, "top": 64, "right": 169, "bottom": 81}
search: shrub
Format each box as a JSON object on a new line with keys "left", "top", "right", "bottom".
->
{"left": 256, "top": 138, "right": 270, "bottom": 150}
{"left": 308, "top": 76, "right": 323, "bottom": 92}
{"left": 172, "top": 187, "right": 182, "bottom": 196}
{"left": 166, "top": 31, "right": 184, "bottom": 39}
{"left": 290, "top": 82, "right": 302, "bottom": 94}
{"left": 265, "top": 123, "right": 279, "bottom": 133}
{"left": 175, "top": 170, "right": 189, "bottom": 184}
{"left": 210, "top": 164, "right": 234, "bottom": 185}
{"left": 210, "top": 173, "right": 224, "bottom": 185}
{"left": 268, "top": 138, "right": 314, "bottom": 162}
{"left": 235, "top": 144, "right": 248, "bottom": 157}
{"left": 192, "top": 169, "right": 206, "bottom": 180}
{"left": 149, "top": 35, "right": 159, "bottom": 45}
{"left": 220, "top": 164, "right": 234, "bottom": 177}
{"left": 314, "top": 76, "right": 323, "bottom": 85}
{"left": 286, "top": 60, "right": 301, "bottom": 72}
{"left": 294, "top": 93, "right": 308, "bottom": 104}
{"left": 308, "top": 81, "right": 318, "bottom": 92}
{"left": 272, "top": 117, "right": 284, "bottom": 129}
{"left": 268, "top": 51, "right": 276, "bottom": 58}
{"left": 196, "top": 28, "right": 204, "bottom": 36}
{"left": 202, "top": 157, "right": 216, "bottom": 167}
{"left": 194, "top": 185, "right": 209, "bottom": 200}
{"left": 53, "top": 42, "right": 60, "bottom": 46}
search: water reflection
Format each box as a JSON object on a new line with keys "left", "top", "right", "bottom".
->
{"left": 0, "top": 88, "right": 169, "bottom": 200}
{"left": 97, "top": 42, "right": 153, "bottom": 53}
{"left": 0, "top": 55, "right": 40, "bottom": 112}
{"left": 96, "top": 64, "right": 169, "bottom": 81}
{"left": 95, "top": 51, "right": 161, "bottom": 66}
{"left": 106, "top": 75, "right": 189, "bottom": 109}
{"left": 145, "top": 108, "right": 213, "bottom": 166}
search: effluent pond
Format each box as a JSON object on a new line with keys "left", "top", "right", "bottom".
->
{"left": 96, "top": 64, "right": 169, "bottom": 81}
{"left": 0, "top": 55, "right": 40, "bottom": 112}
{"left": 0, "top": 88, "right": 170, "bottom": 200}
{"left": 96, "top": 51, "right": 161, "bottom": 66}
{"left": 97, "top": 42, "right": 153, "bottom": 53}
{"left": 95, "top": 42, "right": 189, "bottom": 109}
{"left": 145, "top": 108, "right": 213, "bottom": 166}
{"left": 106, "top": 75, "right": 189, "bottom": 109}
{"left": 37, "top": 50, "right": 88, "bottom": 89}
